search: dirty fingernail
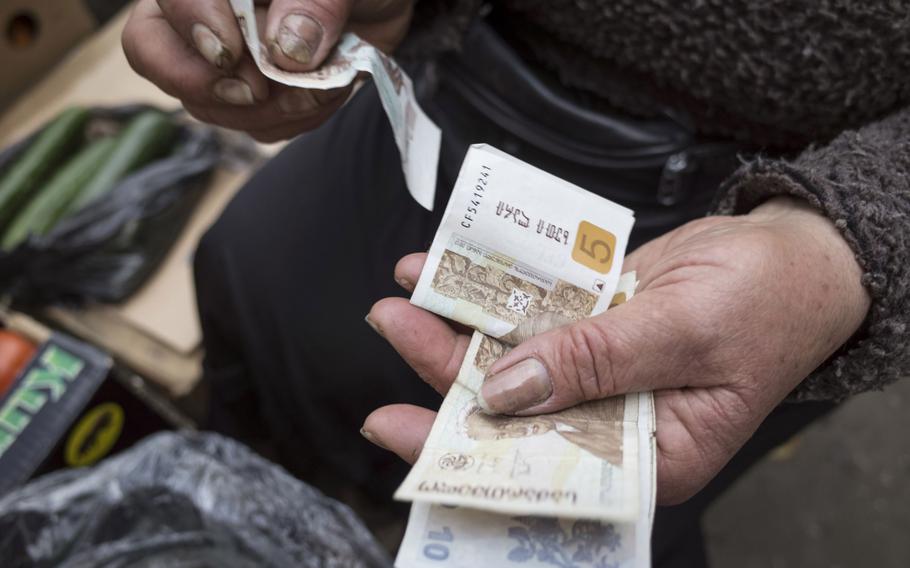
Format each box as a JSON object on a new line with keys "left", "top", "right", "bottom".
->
{"left": 278, "top": 88, "right": 319, "bottom": 114}
{"left": 276, "top": 14, "right": 323, "bottom": 65}
{"left": 213, "top": 78, "right": 254, "bottom": 105}
{"left": 365, "top": 314, "right": 383, "bottom": 336}
{"left": 360, "top": 428, "right": 388, "bottom": 449}
{"left": 192, "top": 23, "right": 231, "bottom": 68}
{"left": 478, "top": 359, "right": 552, "bottom": 415}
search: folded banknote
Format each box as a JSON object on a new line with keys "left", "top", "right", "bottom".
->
{"left": 410, "top": 145, "right": 635, "bottom": 340}
{"left": 229, "top": 0, "right": 440, "bottom": 210}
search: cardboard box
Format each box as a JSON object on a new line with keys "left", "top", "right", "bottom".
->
{"left": 0, "top": 1, "right": 98, "bottom": 109}
{"left": 0, "top": 311, "right": 192, "bottom": 495}
{"left": 0, "top": 7, "right": 278, "bottom": 396}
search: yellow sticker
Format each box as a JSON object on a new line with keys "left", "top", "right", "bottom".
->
{"left": 609, "top": 292, "right": 627, "bottom": 308}
{"left": 64, "top": 402, "right": 124, "bottom": 467}
{"left": 572, "top": 221, "right": 617, "bottom": 274}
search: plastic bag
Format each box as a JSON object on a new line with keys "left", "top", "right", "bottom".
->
{"left": 0, "top": 431, "right": 392, "bottom": 568}
{"left": 0, "top": 106, "right": 220, "bottom": 304}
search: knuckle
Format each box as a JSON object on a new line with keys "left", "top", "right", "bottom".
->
{"left": 121, "top": 27, "right": 144, "bottom": 75}
{"left": 556, "top": 322, "right": 629, "bottom": 400}
{"left": 155, "top": 0, "right": 192, "bottom": 16}
{"left": 672, "top": 303, "right": 721, "bottom": 354}
{"left": 304, "top": 0, "right": 349, "bottom": 27}
{"left": 172, "top": 71, "right": 209, "bottom": 101}
{"left": 440, "top": 337, "right": 468, "bottom": 383}
{"left": 181, "top": 103, "right": 215, "bottom": 126}
{"left": 701, "top": 389, "right": 752, "bottom": 439}
{"left": 720, "top": 226, "right": 781, "bottom": 273}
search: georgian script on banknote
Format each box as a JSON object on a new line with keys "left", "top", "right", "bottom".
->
{"left": 410, "top": 145, "right": 634, "bottom": 339}
{"left": 395, "top": 329, "right": 646, "bottom": 521}
{"left": 398, "top": 264, "right": 645, "bottom": 522}
{"left": 395, "top": 276, "right": 657, "bottom": 567}
{"left": 229, "top": 0, "right": 440, "bottom": 210}
{"left": 395, "top": 395, "right": 654, "bottom": 568}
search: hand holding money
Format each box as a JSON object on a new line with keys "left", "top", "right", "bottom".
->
{"left": 366, "top": 147, "right": 654, "bottom": 566}
{"left": 365, "top": 191, "right": 869, "bottom": 506}
{"left": 122, "top": 0, "right": 413, "bottom": 142}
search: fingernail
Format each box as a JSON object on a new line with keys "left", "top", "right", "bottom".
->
{"left": 278, "top": 88, "right": 319, "bottom": 114}
{"left": 360, "top": 428, "right": 388, "bottom": 449}
{"left": 478, "top": 359, "right": 552, "bottom": 415}
{"left": 192, "top": 23, "right": 231, "bottom": 68}
{"left": 396, "top": 277, "right": 414, "bottom": 292}
{"left": 276, "top": 14, "right": 323, "bottom": 65}
{"left": 365, "top": 314, "right": 383, "bottom": 337}
{"left": 213, "top": 78, "right": 254, "bottom": 105}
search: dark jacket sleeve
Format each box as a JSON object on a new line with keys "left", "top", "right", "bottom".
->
{"left": 713, "top": 108, "right": 910, "bottom": 402}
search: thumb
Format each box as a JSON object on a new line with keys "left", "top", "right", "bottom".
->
{"left": 478, "top": 293, "right": 697, "bottom": 415}
{"left": 266, "top": 0, "right": 351, "bottom": 71}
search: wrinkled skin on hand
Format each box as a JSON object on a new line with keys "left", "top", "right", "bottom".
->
{"left": 363, "top": 197, "right": 870, "bottom": 504}
{"left": 123, "top": 0, "right": 413, "bottom": 142}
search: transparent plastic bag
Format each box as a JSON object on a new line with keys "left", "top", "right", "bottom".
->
{"left": 0, "top": 431, "right": 392, "bottom": 568}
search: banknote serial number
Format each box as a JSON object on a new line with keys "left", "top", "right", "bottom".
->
{"left": 460, "top": 165, "right": 492, "bottom": 229}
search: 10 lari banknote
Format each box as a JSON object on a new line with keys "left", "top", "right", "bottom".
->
{"left": 396, "top": 145, "right": 656, "bottom": 567}
{"left": 395, "top": 330, "right": 655, "bottom": 568}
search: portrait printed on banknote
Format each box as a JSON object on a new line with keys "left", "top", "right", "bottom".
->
{"left": 461, "top": 335, "right": 626, "bottom": 466}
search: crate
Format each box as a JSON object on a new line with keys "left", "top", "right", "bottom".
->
{"left": 0, "top": 311, "right": 193, "bottom": 495}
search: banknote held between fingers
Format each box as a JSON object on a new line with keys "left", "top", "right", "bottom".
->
{"left": 124, "top": 0, "right": 414, "bottom": 140}
{"left": 124, "top": 0, "right": 268, "bottom": 108}
{"left": 476, "top": 358, "right": 552, "bottom": 415}
{"left": 479, "top": 297, "right": 693, "bottom": 416}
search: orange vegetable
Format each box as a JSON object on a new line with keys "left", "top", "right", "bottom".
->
{"left": 0, "top": 330, "right": 36, "bottom": 396}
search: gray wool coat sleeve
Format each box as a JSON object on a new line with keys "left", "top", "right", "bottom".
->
{"left": 402, "top": 2, "right": 909, "bottom": 402}
{"left": 712, "top": 108, "right": 910, "bottom": 402}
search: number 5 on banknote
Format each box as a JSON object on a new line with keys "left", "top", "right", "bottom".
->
{"left": 573, "top": 220, "right": 618, "bottom": 273}
{"left": 410, "top": 145, "right": 635, "bottom": 340}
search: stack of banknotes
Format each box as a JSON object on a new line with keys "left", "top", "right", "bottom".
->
{"left": 396, "top": 145, "right": 655, "bottom": 568}
{"left": 227, "top": 10, "right": 656, "bottom": 564}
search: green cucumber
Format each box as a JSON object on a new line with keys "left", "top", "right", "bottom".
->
{"left": 1, "top": 137, "right": 117, "bottom": 251}
{"left": 0, "top": 107, "right": 89, "bottom": 227}
{"left": 64, "top": 109, "right": 178, "bottom": 215}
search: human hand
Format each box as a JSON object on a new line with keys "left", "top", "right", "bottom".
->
{"left": 122, "top": 0, "right": 413, "bottom": 142}
{"left": 362, "top": 197, "right": 870, "bottom": 504}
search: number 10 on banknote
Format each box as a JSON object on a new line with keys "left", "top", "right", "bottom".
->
{"left": 410, "top": 145, "right": 635, "bottom": 340}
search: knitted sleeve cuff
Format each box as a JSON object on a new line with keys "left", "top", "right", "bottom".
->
{"left": 712, "top": 108, "right": 910, "bottom": 402}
